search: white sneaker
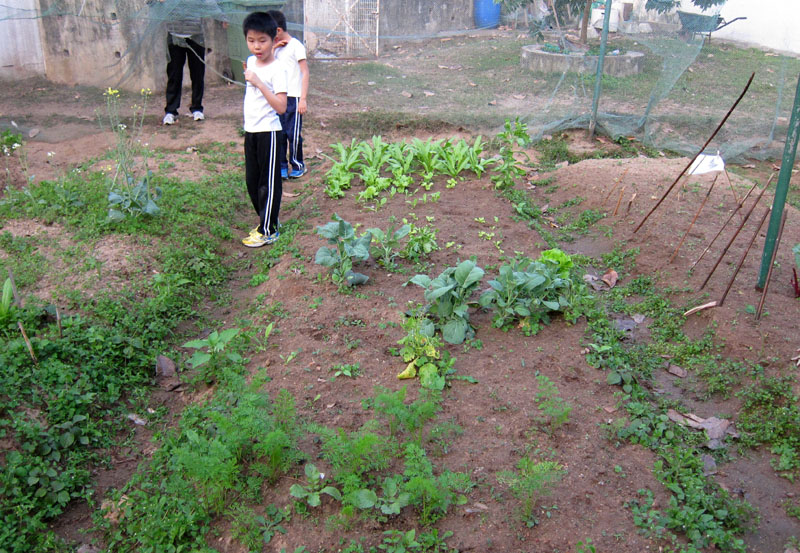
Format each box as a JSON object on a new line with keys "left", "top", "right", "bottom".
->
{"left": 192, "top": 111, "right": 205, "bottom": 121}
{"left": 162, "top": 113, "right": 176, "bottom": 125}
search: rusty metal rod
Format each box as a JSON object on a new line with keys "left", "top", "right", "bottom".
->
{"left": 690, "top": 177, "right": 766, "bottom": 272}
{"left": 719, "top": 206, "right": 771, "bottom": 306}
{"left": 701, "top": 181, "right": 769, "bottom": 289}
{"left": 756, "top": 210, "right": 788, "bottom": 320}
{"left": 634, "top": 71, "right": 755, "bottom": 233}
{"left": 669, "top": 174, "right": 719, "bottom": 264}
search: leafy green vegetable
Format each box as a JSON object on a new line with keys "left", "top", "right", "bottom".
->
{"left": 410, "top": 259, "right": 484, "bottom": 344}
{"left": 479, "top": 251, "right": 582, "bottom": 333}
{"left": 539, "top": 248, "right": 573, "bottom": 278}
{"left": 315, "top": 214, "right": 372, "bottom": 290}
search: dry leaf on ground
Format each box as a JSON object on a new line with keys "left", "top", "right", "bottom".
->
{"left": 601, "top": 269, "right": 618, "bottom": 288}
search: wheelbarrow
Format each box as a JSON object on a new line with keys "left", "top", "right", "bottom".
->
{"left": 677, "top": 10, "right": 746, "bottom": 41}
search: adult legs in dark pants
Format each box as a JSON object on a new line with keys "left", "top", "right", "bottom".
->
{"left": 278, "top": 97, "right": 304, "bottom": 176}
{"left": 244, "top": 131, "right": 282, "bottom": 237}
{"left": 165, "top": 36, "right": 206, "bottom": 117}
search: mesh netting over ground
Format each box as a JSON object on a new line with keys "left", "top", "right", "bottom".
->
{"left": 1, "top": 0, "right": 799, "bottom": 160}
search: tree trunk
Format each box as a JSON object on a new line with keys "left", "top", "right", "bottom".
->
{"left": 580, "top": 0, "right": 592, "bottom": 43}
{"left": 548, "top": 0, "right": 562, "bottom": 32}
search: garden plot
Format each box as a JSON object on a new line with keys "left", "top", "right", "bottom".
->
{"left": 2, "top": 65, "right": 800, "bottom": 553}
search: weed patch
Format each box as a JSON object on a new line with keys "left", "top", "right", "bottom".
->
{"left": 737, "top": 375, "right": 800, "bottom": 480}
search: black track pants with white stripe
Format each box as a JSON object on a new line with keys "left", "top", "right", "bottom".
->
{"left": 278, "top": 97, "right": 304, "bottom": 173}
{"left": 244, "top": 131, "right": 282, "bottom": 236}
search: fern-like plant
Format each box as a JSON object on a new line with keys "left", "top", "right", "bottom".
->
{"left": 497, "top": 457, "right": 566, "bottom": 527}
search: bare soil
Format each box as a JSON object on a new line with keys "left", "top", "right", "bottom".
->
{"left": 1, "top": 69, "right": 799, "bottom": 553}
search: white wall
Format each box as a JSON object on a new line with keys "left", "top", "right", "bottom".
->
{"left": 0, "top": 0, "right": 45, "bottom": 78}
{"left": 714, "top": 0, "right": 800, "bottom": 55}
{"left": 628, "top": 0, "right": 800, "bottom": 56}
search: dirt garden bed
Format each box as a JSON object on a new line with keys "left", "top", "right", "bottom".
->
{"left": 1, "top": 38, "right": 800, "bottom": 553}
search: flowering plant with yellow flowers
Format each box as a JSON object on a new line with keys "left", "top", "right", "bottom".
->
{"left": 99, "top": 87, "right": 160, "bottom": 221}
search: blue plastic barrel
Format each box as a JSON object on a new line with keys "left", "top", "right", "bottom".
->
{"left": 474, "top": 0, "right": 501, "bottom": 29}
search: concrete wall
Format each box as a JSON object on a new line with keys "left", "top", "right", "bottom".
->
{"left": 521, "top": 44, "right": 644, "bottom": 77}
{"left": 3, "top": 0, "right": 474, "bottom": 87}
{"left": 379, "top": 0, "right": 474, "bottom": 45}
{"left": 36, "top": 0, "right": 156, "bottom": 89}
{"left": 305, "top": 0, "right": 473, "bottom": 56}
{"left": 303, "top": 0, "right": 342, "bottom": 55}
{"left": 30, "top": 0, "right": 231, "bottom": 91}
{"left": 0, "top": 0, "right": 46, "bottom": 78}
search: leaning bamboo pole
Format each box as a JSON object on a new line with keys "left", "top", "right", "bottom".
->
{"left": 756, "top": 211, "right": 788, "bottom": 320}
{"left": 669, "top": 174, "right": 718, "bottom": 264}
{"left": 701, "top": 182, "right": 769, "bottom": 289}
{"left": 718, "top": 207, "right": 771, "bottom": 306}
{"left": 690, "top": 177, "right": 767, "bottom": 272}
{"left": 634, "top": 72, "right": 755, "bottom": 233}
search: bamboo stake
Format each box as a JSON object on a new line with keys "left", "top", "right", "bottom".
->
{"left": 56, "top": 305, "right": 63, "bottom": 339}
{"left": 18, "top": 321, "right": 37, "bottom": 365}
{"left": 603, "top": 166, "right": 630, "bottom": 206}
{"left": 683, "top": 300, "right": 717, "bottom": 316}
{"left": 690, "top": 177, "right": 767, "bottom": 272}
{"left": 669, "top": 174, "right": 718, "bottom": 264}
{"left": 626, "top": 193, "right": 637, "bottom": 215}
{"left": 723, "top": 169, "right": 740, "bottom": 207}
{"left": 634, "top": 72, "right": 755, "bottom": 233}
{"left": 613, "top": 186, "right": 625, "bottom": 216}
{"left": 718, "top": 207, "right": 771, "bottom": 306}
{"left": 549, "top": 0, "right": 563, "bottom": 33}
{"left": 7, "top": 268, "right": 21, "bottom": 308}
{"left": 756, "top": 210, "right": 788, "bottom": 320}
{"left": 701, "top": 181, "right": 769, "bottom": 289}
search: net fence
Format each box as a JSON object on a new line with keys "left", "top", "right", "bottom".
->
{"left": 1, "top": 0, "right": 798, "bottom": 160}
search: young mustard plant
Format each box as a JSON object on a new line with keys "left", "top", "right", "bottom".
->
{"left": 368, "top": 223, "right": 410, "bottom": 270}
{"left": 315, "top": 214, "right": 372, "bottom": 290}
{"left": 289, "top": 463, "right": 342, "bottom": 507}
{"left": 410, "top": 258, "right": 484, "bottom": 344}
{"left": 183, "top": 327, "right": 242, "bottom": 382}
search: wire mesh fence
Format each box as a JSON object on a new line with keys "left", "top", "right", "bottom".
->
{"left": 0, "top": 0, "right": 798, "bottom": 160}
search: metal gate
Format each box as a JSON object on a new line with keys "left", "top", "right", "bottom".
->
{"left": 304, "top": 0, "right": 380, "bottom": 59}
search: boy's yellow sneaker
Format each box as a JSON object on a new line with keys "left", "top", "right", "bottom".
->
{"left": 242, "top": 231, "right": 279, "bottom": 248}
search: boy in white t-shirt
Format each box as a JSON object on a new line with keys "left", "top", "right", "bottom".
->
{"left": 241, "top": 12, "right": 288, "bottom": 248}
{"left": 268, "top": 10, "right": 309, "bottom": 179}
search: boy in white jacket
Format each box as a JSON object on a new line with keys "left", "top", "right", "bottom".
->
{"left": 241, "top": 12, "right": 287, "bottom": 248}
{"left": 268, "top": 9, "right": 309, "bottom": 179}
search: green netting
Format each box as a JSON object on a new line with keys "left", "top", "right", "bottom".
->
{"left": 0, "top": 0, "right": 797, "bottom": 160}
